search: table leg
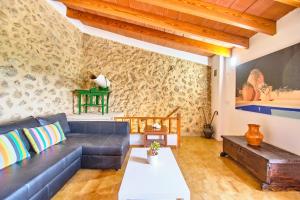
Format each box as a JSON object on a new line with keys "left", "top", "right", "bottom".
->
{"left": 165, "top": 134, "right": 168, "bottom": 146}
{"left": 101, "top": 94, "right": 104, "bottom": 115}
{"left": 144, "top": 134, "right": 147, "bottom": 147}
{"left": 96, "top": 96, "right": 99, "bottom": 105}
{"left": 96, "top": 95, "right": 100, "bottom": 112}
{"left": 85, "top": 95, "right": 88, "bottom": 113}
{"left": 90, "top": 94, "right": 93, "bottom": 106}
{"left": 106, "top": 93, "right": 109, "bottom": 114}
{"left": 72, "top": 92, "right": 75, "bottom": 114}
{"left": 78, "top": 94, "right": 81, "bottom": 114}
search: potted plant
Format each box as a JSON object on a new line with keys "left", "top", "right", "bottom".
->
{"left": 147, "top": 141, "right": 160, "bottom": 165}
{"left": 200, "top": 107, "right": 218, "bottom": 138}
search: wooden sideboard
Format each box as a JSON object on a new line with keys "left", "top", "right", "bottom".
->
{"left": 221, "top": 136, "right": 300, "bottom": 191}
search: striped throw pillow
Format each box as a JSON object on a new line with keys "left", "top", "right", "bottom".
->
{"left": 23, "top": 122, "right": 66, "bottom": 154}
{"left": 0, "top": 130, "right": 30, "bottom": 170}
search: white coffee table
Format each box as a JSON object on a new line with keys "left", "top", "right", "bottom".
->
{"left": 118, "top": 148, "right": 190, "bottom": 200}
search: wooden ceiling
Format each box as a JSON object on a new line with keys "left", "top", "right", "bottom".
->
{"left": 60, "top": 0, "right": 298, "bottom": 57}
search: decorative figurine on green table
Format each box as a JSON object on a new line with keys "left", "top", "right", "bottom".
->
{"left": 75, "top": 74, "right": 111, "bottom": 115}
{"left": 90, "top": 74, "right": 110, "bottom": 89}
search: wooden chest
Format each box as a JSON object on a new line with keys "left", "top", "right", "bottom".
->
{"left": 221, "top": 136, "right": 300, "bottom": 191}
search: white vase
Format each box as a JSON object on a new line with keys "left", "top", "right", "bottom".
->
{"left": 147, "top": 154, "right": 158, "bottom": 165}
{"left": 152, "top": 123, "right": 161, "bottom": 129}
{"left": 93, "top": 75, "right": 111, "bottom": 88}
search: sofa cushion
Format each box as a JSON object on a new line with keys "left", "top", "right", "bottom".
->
{"left": 0, "top": 142, "right": 81, "bottom": 200}
{"left": 66, "top": 133, "right": 129, "bottom": 156}
{"left": 37, "top": 113, "right": 70, "bottom": 134}
{"left": 0, "top": 116, "right": 40, "bottom": 151}
{"left": 23, "top": 122, "right": 66, "bottom": 154}
{"left": 0, "top": 130, "right": 31, "bottom": 170}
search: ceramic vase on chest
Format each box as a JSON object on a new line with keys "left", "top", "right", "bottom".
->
{"left": 245, "top": 124, "right": 264, "bottom": 146}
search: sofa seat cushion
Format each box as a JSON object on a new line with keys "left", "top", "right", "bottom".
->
{"left": 66, "top": 133, "right": 129, "bottom": 156}
{"left": 0, "top": 143, "right": 81, "bottom": 200}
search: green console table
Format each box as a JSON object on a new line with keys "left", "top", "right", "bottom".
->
{"left": 74, "top": 88, "right": 111, "bottom": 115}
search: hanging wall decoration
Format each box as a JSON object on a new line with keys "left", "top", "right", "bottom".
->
{"left": 236, "top": 42, "right": 300, "bottom": 119}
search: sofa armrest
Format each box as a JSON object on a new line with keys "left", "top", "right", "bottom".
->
{"left": 68, "top": 121, "right": 129, "bottom": 136}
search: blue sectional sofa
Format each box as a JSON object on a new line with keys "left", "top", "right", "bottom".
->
{"left": 0, "top": 113, "right": 129, "bottom": 200}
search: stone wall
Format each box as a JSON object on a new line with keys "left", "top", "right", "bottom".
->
{"left": 82, "top": 34, "right": 211, "bottom": 136}
{"left": 0, "top": 0, "right": 211, "bottom": 136}
{"left": 0, "top": 0, "right": 83, "bottom": 122}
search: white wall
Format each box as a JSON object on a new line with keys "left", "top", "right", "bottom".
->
{"left": 47, "top": 0, "right": 208, "bottom": 65}
{"left": 217, "top": 9, "right": 300, "bottom": 155}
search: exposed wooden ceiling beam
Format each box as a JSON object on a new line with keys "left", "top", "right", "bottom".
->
{"left": 136, "top": 0, "right": 276, "bottom": 35}
{"left": 275, "top": 0, "right": 300, "bottom": 7}
{"left": 66, "top": 8, "right": 231, "bottom": 57}
{"left": 60, "top": 0, "right": 248, "bottom": 48}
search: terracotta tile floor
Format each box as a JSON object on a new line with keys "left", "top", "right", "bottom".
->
{"left": 53, "top": 137, "right": 300, "bottom": 200}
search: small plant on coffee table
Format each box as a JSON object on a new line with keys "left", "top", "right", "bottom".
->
{"left": 148, "top": 141, "right": 160, "bottom": 156}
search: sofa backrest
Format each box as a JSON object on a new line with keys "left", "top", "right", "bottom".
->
{"left": 36, "top": 113, "right": 70, "bottom": 134}
{"left": 68, "top": 121, "right": 129, "bottom": 136}
{"left": 0, "top": 116, "right": 40, "bottom": 151}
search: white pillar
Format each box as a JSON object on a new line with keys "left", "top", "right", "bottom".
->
{"left": 210, "top": 55, "right": 226, "bottom": 140}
